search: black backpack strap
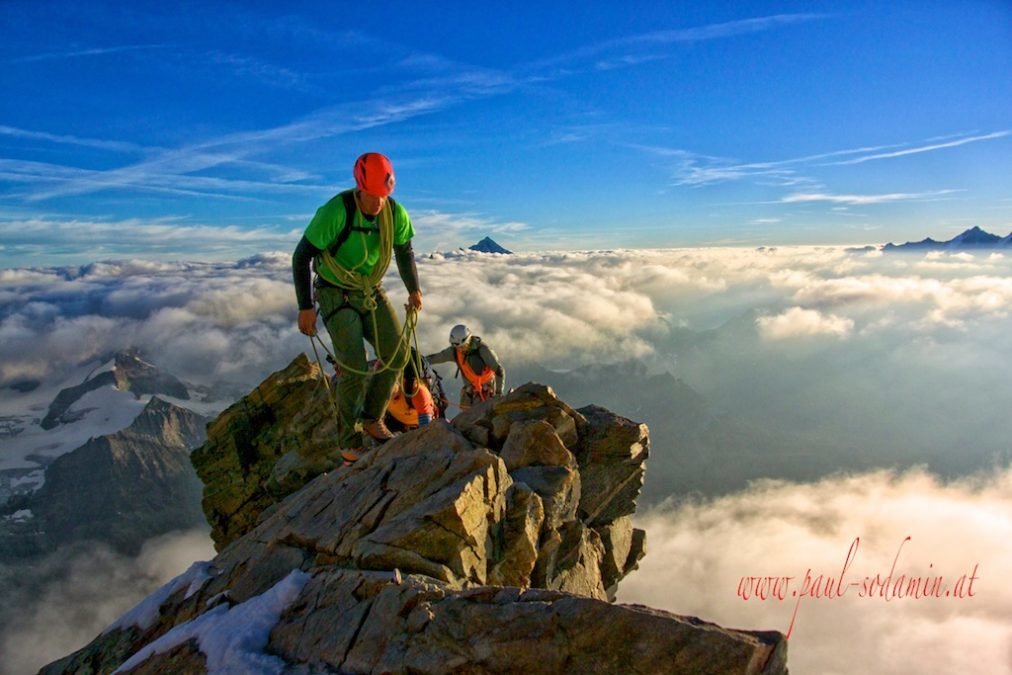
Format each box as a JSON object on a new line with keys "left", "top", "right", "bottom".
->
{"left": 328, "top": 191, "right": 358, "bottom": 257}
{"left": 328, "top": 193, "right": 397, "bottom": 257}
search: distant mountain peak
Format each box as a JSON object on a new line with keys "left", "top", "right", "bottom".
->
{"left": 946, "top": 226, "right": 1003, "bottom": 248}
{"left": 468, "top": 236, "right": 513, "bottom": 254}
{"left": 883, "top": 226, "right": 1010, "bottom": 252}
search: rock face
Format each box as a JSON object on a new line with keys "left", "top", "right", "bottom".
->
{"left": 0, "top": 397, "right": 208, "bottom": 561}
{"left": 190, "top": 353, "right": 340, "bottom": 549}
{"left": 46, "top": 355, "right": 787, "bottom": 674}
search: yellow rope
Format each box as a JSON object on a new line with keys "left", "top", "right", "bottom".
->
{"left": 318, "top": 193, "right": 393, "bottom": 311}
{"left": 312, "top": 307, "right": 418, "bottom": 373}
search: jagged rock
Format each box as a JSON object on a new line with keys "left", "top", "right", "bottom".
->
{"left": 531, "top": 520, "right": 606, "bottom": 599}
{"left": 269, "top": 573, "right": 785, "bottom": 674}
{"left": 510, "top": 464, "right": 580, "bottom": 531}
{"left": 596, "top": 515, "right": 647, "bottom": 601}
{"left": 575, "top": 404, "right": 649, "bottom": 526}
{"left": 45, "top": 356, "right": 788, "bottom": 673}
{"left": 500, "top": 419, "right": 575, "bottom": 470}
{"left": 452, "top": 382, "right": 584, "bottom": 450}
{"left": 489, "top": 483, "right": 544, "bottom": 587}
{"left": 190, "top": 353, "right": 340, "bottom": 550}
{"left": 48, "top": 567, "right": 786, "bottom": 674}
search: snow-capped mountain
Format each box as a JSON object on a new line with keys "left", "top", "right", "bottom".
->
{"left": 0, "top": 349, "right": 221, "bottom": 501}
{"left": 0, "top": 349, "right": 215, "bottom": 671}
{"left": 0, "top": 396, "right": 207, "bottom": 561}
{"left": 41, "top": 348, "right": 188, "bottom": 429}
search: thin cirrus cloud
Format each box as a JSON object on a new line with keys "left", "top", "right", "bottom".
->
{"left": 7, "top": 44, "right": 168, "bottom": 64}
{"left": 0, "top": 127, "right": 319, "bottom": 187}
{"left": 522, "top": 13, "right": 827, "bottom": 74}
{"left": 0, "top": 126, "right": 146, "bottom": 154}
{"left": 658, "top": 130, "right": 1009, "bottom": 190}
{"left": 2, "top": 158, "right": 330, "bottom": 204}
{"left": 780, "top": 189, "right": 962, "bottom": 206}
{"left": 412, "top": 210, "right": 530, "bottom": 236}
{"left": 16, "top": 93, "right": 456, "bottom": 204}
{"left": 2, "top": 16, "right": 831, "bottom": 212}
{"left": 826, "top": 130, "right": 1011, "bottom": 166}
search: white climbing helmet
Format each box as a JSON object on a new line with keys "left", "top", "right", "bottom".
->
{"left": 449, "top": 324, "right": 471, "bottom": 347}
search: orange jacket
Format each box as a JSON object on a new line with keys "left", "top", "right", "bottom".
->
{"left": 455, "top": 348, "right": 495, "bottom": 397}
{"left": 387, "top": 382, "right": 435, "bottom": 428}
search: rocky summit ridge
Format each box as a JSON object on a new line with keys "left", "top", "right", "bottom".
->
{"left": 44, "top": 354, "right": 787, "bottom": 674}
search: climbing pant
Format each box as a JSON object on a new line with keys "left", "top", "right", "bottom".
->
{"left": 317, "top": 283, "right": 404, "bottom": 449}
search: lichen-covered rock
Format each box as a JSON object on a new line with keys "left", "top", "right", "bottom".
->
{"left": 452, "top": 382, "right": 585, "bottom": 450}
{"left": 44, "top": 358, "right": 788, "bottom": 674}
{"left": 489, "top": 483, "right": 544, "bottom": 587}
{"left": 500, "top": 418, "right": 576, "bottom": 470}
{"left": 190, "top": 353, "right": 339, "bottom": 549}
{"left": 574, "top": 404, "right": 649, "bottom": 526}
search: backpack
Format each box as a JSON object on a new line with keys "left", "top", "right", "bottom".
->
{"left": 414, "top": 353, "right": 449, "bottom": 419}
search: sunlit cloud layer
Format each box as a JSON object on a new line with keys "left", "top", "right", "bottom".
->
{"left": 757, "top": 306, "right": 854, "bottom": 339}
{"left": 2, "top": 246, "right": 1011, "bottom": 389}
{"left": 619, "top": 467, "right": 1012, "bottom": 675}
{"left": 0, "top": 529, "right": 215, "bottom": 675}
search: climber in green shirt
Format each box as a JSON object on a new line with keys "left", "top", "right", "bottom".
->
{"left": 292, "top": 152, "right": 423, "bottom": 464}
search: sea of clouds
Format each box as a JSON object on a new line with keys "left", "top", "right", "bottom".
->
{"left": 620, "top": 467, "right": 1012, "bottom": 675}
{"left": 4, "top": 246, "right": 1011, "bottom": 386}
{"left": 1, "top": 245, "right": 1010, "bottom": 672}
{"left": 0, "top": 528, "right": 215, "bottom": 675}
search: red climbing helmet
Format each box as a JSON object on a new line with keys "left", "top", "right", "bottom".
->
{"left": 353, "top": 152, "right": 396, "bottom": 197}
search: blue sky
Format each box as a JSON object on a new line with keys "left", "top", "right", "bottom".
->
{"left": 1, "top": 1, "right": 1010, "bottom": 265}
